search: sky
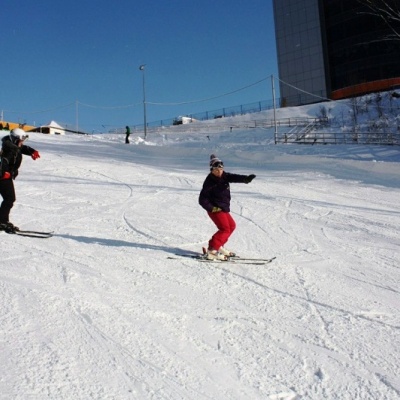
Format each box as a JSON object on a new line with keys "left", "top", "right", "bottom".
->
{"left": 1, "top": 0, "right": 277, "bottom": 133}
{"left": 1, "top": 99, "right": 399, "bottom": 399}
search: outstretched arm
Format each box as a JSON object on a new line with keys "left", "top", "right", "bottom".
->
{"left": 21, "top": 145, "right": 40, "bottom": 160}
{"left": 226, "top": 172, "right": 256, "bottom": 184}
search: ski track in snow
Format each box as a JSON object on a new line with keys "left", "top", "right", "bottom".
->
{"left": 1, "top": 128, "right": 400, "bottom": 400}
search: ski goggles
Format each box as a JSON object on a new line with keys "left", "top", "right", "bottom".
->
{"left": 211, "top": 161, "right": 224, "bottom": 169}
{"left": 11, "top": 133, "right": 29, "bottom": 143}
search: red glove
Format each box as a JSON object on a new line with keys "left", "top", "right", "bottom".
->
{"left": 1, "top": 172, "right": 11, "bottom": 180}
{"left": 32, "top": 151, "right": 40, "bottom": 160}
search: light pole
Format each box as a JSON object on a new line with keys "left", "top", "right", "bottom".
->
{"left": 139, "top": 64, "right": 147, "bottom": 139}
{"left": 271, "top": 75, "right": 277, "bottom": 144}
{"left": 76, "top": 100, "right": 79, "bottom": 134}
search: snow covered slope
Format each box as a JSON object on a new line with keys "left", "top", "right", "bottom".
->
{"left": 1, "top": 112, "right": 399, "bottom": 399}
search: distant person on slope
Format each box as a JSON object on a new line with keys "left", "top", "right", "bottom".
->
{"left": 199, "top": 154, "right": 256, "bottom": 260}
{"left": 0, "top": 128, "right": 40, "bottom": 233}
{"left": 125, "top": 125, "right": 131, "bottom": 144}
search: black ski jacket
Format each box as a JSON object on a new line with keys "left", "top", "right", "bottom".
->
{"left": 0, "top": 136, "right": 36, "bottom": 179}
{"left": 199, "top": 171, "right": 249, "bottom": 213}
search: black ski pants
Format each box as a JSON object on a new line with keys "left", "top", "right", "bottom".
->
{"left": 0, "top": 179, "right": 16, "bottom": 223}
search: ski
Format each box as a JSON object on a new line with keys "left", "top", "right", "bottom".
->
{"left": 200, "top": 247, "right": 276, "bottom": 263}
{"left": 15, "top": 232, "right": 53, "bottom": 238}
{"left": 5, "top": 230, "right": 53, "bottom": 238}
{"left": 17, "top": 230, "right": 53, "bottom": 236}
{"left": 16, "top": 230, "right": 53, "bottom": 236}
{"left": 231, "top": 256, "right": 276, "bottom": 263}
{"left": 168, "top": 254, "right": 275, "bottom": 266}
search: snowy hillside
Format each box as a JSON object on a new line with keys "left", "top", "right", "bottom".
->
{"left": 1, "top": 99, "right": 400, "bottom": 399}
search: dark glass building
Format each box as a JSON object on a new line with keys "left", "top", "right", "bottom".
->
{"left": 273, "top": 0, "right": 400, "bottom": 106}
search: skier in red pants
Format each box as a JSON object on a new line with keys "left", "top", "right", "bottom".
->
{"left": 199, "top": 154, "right": 256, "bottom": 260}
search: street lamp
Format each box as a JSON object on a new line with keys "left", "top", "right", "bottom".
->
{"left": 139, "top": 64, "right": 147, "bottom": 139}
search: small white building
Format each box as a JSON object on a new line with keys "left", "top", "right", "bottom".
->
{"left": 173, "top": 116, "right": 199, "bottom": 125}
{"left": 30, "top": 121, "right": 66, "bottom": 135}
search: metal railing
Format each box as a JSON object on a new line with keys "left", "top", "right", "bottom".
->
{"left": 117, "top": 112, "right": 399, "bottom": 146}
{"left": 128, "top": 99, "right": 277, "bottom": 130}
{"left": 275, "top": 129, "right": 399, "bottom": 145}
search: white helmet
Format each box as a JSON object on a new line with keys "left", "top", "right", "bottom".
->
{"left": 10, "top": 128, "right": 29, "bottom": 144}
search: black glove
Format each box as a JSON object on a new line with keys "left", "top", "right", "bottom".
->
{"left": 244, "top": 174, "right": 256, "bottom": 184}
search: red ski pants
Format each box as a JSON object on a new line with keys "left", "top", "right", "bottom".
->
{"left": 207, "top": 211, "right": 236, "bottom": 250}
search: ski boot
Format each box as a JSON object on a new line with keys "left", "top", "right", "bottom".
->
{"left": 206, "top": 249, "right": 228, "bottom": 261}
{"left": 0, "top": 222, "right": 20, "bottom": 233}
{"left": 219, "top": 246, "right": 236, "bottom": 257}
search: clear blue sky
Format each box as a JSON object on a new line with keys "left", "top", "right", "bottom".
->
{"left": 1, "top": 0, "right": 278, "bottom": 132}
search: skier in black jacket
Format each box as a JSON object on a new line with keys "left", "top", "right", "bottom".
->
{"left": 0, "top": 128, "right": 40, "bottom": 233}
{"left": 199, "top": 154, "right": 256, "bottom": 260}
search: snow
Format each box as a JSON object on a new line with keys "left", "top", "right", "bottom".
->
{"left": 1, "top": 99, "right": 400, "bottom": 400}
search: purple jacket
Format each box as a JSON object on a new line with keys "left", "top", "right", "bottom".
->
{"left": 199, "top": 171, "right": 249, "bottom": 212}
